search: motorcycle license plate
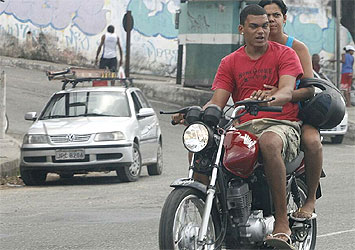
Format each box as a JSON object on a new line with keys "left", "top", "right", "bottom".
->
{"left": 55, "top": 149, "right": 85, "bottom": 160}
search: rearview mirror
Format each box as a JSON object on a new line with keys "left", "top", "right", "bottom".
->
{"left": 24, "top": 112, "right": 37, "bottom": 121}
{"left": 137, "top": 108, "right": 155, "bottom": 118}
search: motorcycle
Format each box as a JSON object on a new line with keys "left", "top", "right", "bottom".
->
{"left": 159, "top": 98, "right": 323, "bottom": 250}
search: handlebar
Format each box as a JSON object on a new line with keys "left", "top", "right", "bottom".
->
{"left": 161, "top": 98, "right": 283, "bottom": 126}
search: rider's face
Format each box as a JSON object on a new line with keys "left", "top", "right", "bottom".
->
{"left": 239, "top": 14, "right": 270, "bottom": 48}
{"left": 264, "top": 3, "right": 286, "bottom": 36}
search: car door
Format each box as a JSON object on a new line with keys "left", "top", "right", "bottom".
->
{"left": 130, "top": 90, "right": 158, "bottom": 163}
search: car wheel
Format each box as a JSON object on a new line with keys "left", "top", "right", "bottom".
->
{"left": 147, "top": 142, "right": 163, "bottom": 176}
{"left": 331, "top": 135, "right": 344, "bottom": 144}
{"left": 116, "top": 143, "right": 142, "bottom": 182}
{"left": 20, "top": 167, "right": 47, "bottom": 186}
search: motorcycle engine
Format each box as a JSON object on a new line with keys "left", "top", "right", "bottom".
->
{"left": 227, "top": 180, "right": 252, "bottom": 225}
{"left": 227, "top": 179, "right": 275, "bottom": 244}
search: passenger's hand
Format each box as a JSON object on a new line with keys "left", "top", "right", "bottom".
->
{"left": 171, "top": 113, "right": 185, "bottom": 125}
{"left": 263, "top": 84, "right": 278, "bottom": 96}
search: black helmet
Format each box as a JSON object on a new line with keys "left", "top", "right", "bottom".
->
{"left": 298, "top": 78, "right": 346, "bottom": 129}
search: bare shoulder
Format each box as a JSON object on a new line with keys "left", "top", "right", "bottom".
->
{"left": 292, "top": 39, "right": 309, "bottom": 55}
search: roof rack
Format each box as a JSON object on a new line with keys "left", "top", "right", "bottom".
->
{"left": 46, "top": 67, "right": 133, "bottom": 90}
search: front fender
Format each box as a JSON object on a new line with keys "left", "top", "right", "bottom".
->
{"left": 170, "top": 178, "right": 207, "bottom": 194}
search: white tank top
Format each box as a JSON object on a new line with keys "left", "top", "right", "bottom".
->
{"left": 102, "top": 32, "right": 118, "bottom": 59}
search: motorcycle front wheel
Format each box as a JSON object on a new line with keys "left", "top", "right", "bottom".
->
{"left": 288, "top": 178, "right": 317, "bottom": 250}
{"left": 159, "top": 187, "right": 221, "bottom": 250}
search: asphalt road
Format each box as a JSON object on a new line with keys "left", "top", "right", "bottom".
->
{"left": 1, "top": 66, "right": 355, "bottom": 250}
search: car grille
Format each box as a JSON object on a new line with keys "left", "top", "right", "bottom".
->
{"left": 49, "top": 134, "right": 91, "bottom": 144}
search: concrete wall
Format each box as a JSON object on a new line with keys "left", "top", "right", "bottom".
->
{"left": 0, "top": 0, "right": 180, "bottom": 76}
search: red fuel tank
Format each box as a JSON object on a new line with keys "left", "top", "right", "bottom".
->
{"left": 223, "top": 129, "right": 259, "bottom": 178}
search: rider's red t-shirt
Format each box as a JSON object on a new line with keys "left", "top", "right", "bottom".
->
{"left": 212, "top": 41, "right": 303, "bottom": 123}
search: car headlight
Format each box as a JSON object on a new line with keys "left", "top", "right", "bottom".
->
{"left": 183, "top": 123, "right": 212, "bottom": 153}
{"left": 23, "top": 134, "right": 48, "bottom": 144}
{"left": 94, "top": 131, "right": 125, "bottom": 141}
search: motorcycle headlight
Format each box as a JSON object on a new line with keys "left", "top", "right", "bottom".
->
{"left": 94, "top": 131, "right": 125, "bottom": 141}
{"left": 23, "top": 134, "right": 48, "bottom": 144}
{"left": 183, "top": 123, "right": 212, "bottom": 153}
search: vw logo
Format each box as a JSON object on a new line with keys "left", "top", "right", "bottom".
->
{"left": 67, "top": 134, "right": 76, "bottom": 142}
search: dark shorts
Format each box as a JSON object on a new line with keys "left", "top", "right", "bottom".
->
{"left": 99, "top": 57, "right": 117, "bottom": 72}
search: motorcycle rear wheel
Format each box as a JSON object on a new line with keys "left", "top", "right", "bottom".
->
{"left": 288, "top": 178, "right": 317, "bottom": 250}
{"left": 159, "top": 187, "right": 221, "bottom": 250}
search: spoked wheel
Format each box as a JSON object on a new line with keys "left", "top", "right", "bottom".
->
{"left": 116, "top": 143, "right": 142, "bottom": 182}
{"left": 287, "top": 179, "right": 317, "bottom": 250}
{"left": 159, "top": 187, "right": 220, "bottom": 250}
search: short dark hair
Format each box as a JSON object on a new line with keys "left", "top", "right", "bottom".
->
{"left": 240, "top": 4, "right": 267, "bottom": 25}
{"left": 258, "top": 0, "right": 288, "bottom": 15}
{"left": 107, "top": 25, "right": 115, "bottom": 33}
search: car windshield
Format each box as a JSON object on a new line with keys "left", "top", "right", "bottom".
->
{"left": 40, "top": 91, "right": 131, "bottom": 119}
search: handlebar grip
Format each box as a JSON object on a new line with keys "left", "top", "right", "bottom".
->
{"left": 171, "top": 120, "right": 179, "bottom": 125}
{"left": 258, "top": 106, "right": 283, "bottom": 112}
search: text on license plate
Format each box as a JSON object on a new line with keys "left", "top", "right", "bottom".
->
{"left": 55, "top": 149, "right": 85, "bottom": 160}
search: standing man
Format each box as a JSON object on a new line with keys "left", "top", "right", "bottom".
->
{"left": 340, "top": 45, "right": 354, "bottom": 107}
{"left": 95, "top": 25, "right": 123, "bottom": 73}
{"left": 173, "top": 4, "right": 303, "bottom": 249}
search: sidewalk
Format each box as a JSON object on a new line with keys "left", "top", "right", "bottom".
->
{"left": 0, "top": 56, "right": 354, "bottom": 180}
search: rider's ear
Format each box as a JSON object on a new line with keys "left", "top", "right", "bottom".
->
{"left": 238, "top": 25, "right": 244, "bottom": 35}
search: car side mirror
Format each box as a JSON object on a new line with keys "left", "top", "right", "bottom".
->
{"left": 25, "top": 112, "right": 37, "bottom": 121}
{"left": 137, "top": 108, "right": 155, "bottom": 118}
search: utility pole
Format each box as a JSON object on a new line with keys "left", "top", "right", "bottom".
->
{"left": 336, "top": 0, "right": 341, "bottom": 88}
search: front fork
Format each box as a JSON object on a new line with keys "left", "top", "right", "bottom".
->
{"left": 196, "top": 134, "right": 225, "bottom": 244}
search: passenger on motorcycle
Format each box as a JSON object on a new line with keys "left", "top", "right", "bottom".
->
{"left": 258, "top": 0, "right": 322, "bottom": 224}
{"left": 172, "top": 4, "right": 303, "bottom": 249}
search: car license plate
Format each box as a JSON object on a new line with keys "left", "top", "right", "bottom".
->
{"left": 55, "top": 149, "right": 85, "bottom": 160}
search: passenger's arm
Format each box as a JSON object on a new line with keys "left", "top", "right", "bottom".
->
{"left": 291, "top": 41, "right": 315, "bottom": 102}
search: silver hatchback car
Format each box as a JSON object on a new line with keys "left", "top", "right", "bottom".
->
{"left": 20, "top": 86, "right": 162, "bottom": 185}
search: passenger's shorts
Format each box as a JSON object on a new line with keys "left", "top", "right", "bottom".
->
{"left": 340, "top": 73, "right": 352, "bottom": 91}
{"left": 235, "top": 118, "right": 302, "bottom": 163}
{"left": 99, "top": 57, "right": 118, "bottom": 72}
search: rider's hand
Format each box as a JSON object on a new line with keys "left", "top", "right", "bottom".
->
{"left": 250, "top": 90, "right": 270, "bottom": 102}
{"left": 171, "top": 113, "right": 185, "bottom": 125}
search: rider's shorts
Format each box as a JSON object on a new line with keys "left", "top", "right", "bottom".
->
{"left": 235, "top": 118, "right": 302, "bottom": 163}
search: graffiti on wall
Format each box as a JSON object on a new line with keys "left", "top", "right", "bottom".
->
{"left": 285, "top": 6, "right": 353, "bottom": 55}
{"left": 0, "top": 0, "right": 107, "bottom": 35}
{"left": 128, "top": 0, "right": 179, "bottom": 39}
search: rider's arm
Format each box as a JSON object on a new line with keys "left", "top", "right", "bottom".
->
{"left": 267, "top": 75, "right": 295, "bottom": 106}
{"left": 203, "top": 88, "right": 231, "bottom": 110}
{"left": 291, "top": 41, "right": 314, "bottom": 102}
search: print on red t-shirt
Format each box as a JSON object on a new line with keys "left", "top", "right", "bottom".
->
{"left": 212, "top": 41, "right": 303, "bottom": 123}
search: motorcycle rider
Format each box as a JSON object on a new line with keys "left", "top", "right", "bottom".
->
{"left": 173, "top": 4, "right": 303, "bottom": 249}
{"left": 258, "top": 0, "right": 322, "bottom": 222}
